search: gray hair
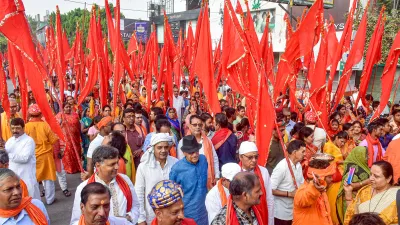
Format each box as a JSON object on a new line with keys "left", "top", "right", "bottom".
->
{"left": 92, "top": 145, "right": 119, "bottom": 165}
{"left": 0, "top": 151, "right": 9, "bottom": 165}
{"left": 0, "top": 168, "right": 19, "bottom": 186}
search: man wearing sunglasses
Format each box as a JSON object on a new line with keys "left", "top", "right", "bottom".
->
{"left": 239, "top": 141, "right": 274, "bottom": 225}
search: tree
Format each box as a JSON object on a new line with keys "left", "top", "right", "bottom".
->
{"left": 48, "top": 3, "right": 125, "bottom": 46}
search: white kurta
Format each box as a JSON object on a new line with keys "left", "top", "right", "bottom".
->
{"left": 205, "top": 183, "right": 229, "bottom": 224}
{"left": 244, "top": 165, "right": 275, "bottom": 225}
{"left": 135, "top": 156, "right": 178, "bottom": 224}
{"left": 5, "top": 133, "right": 40, "bottom": 200}
{"left": 70, "top": 174, "right": 140, "bottom": 225}
{"left": 177, "top": 136, "right": 220, "bottom": 178}
{"left": 173, "top": 95, "right": 185, "bottom": 123}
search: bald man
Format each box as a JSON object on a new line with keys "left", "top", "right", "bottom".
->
{"left": 1, "top": 99, "right": 21, "bottom": 142}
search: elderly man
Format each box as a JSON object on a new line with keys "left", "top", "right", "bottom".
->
{"left": 0, "top": 168, "right": 50, "bottom": 224}
{"left": 211, "top": 172, "right": 264, "bottom": 225}
{"left": 173, "top": 86, "right": 185, "bottom": 123}
{"left": 239, "top": 141, "right": 274, "bottom": 225}
{"left": 71, "top": 146, "right": 140, "bottom": 225}
{"left": 170, "top": 135, "right": 208, "bottom": 225}
{"left": 5, "top": 118, "right": 40, "bottom": 200}
{"left": 177, "top": 114, "right": 220, "bottom": 189}
{"left": 205, "top": 163, "right": 241, "bottom": 224}
{"left": 0, "top": 99, "right": 20, "bottom": 142}
{"left": 73, "top": 183, "right": 131, "bottom": 225}
{"left": 135, "top": 133, "right": 179, "bottom": 224}
{"left": 83, "top": 116, "right": 113, "bottom": 180}
{"left": 271, "top": 140, "right": 306, "bottom": 225}
{"left": 147, "top": 180, "right": 196, "bottom": 225}
{"left": 304, "top": 111, "right": 326, "bottom": 151}
{"left": 123, "top": 109, "right": 146, "bottom": 170}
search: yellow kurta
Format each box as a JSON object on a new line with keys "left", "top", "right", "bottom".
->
{"left": 25, "top": 120, "right": 58, "bottom": 181}
{"left": 1, "top": 112, "right": 21, "bottom": 142}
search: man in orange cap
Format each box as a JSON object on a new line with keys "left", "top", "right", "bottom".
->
{"left": 293, "top": 159, "right": 336, "bottom": 225}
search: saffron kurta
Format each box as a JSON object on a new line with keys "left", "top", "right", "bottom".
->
{"left": 0, "top": 112, "right": 21, "bottom": 142}
{"left": 25, "top": 120, "right": 58, "bottom": 181}
{"left": 170, "top": 155, "right": 208, "bottom": 225}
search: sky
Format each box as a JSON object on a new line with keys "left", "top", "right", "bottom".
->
{"left": 23, "top": 0, "right": 154, "bottom": 20}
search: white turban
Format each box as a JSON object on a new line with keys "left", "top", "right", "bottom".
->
{"left": 238, "top": 141, "right": 258, "bottom": 155}
{"left": 221, "top": 163, "right": 241, "bottom": 181}
{"left": 141, "top": 133, "right": 172, "bottom": 167}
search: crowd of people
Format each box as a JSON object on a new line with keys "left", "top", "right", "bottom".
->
{"left": 0, "top": 77, "right": 400, "bottom": 225}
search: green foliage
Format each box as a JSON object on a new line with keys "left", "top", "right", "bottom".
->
{"left": 0, "top": 35, "right": 7, "bottom": 52}
{"left": 353, "top": 0, "right": 400, "bottom": 63}
{"left": 27, "top": 15, "right": 38, "bottom": 32}
{"left": 48, "top": 3, "right": 125, "bottom": 46}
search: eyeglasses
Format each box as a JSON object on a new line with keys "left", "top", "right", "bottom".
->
{"left": 191, "top": 123, "right": 203, "bottom": 127}
{"left": 242, "top": 154, "right": 259, "bottom": 160}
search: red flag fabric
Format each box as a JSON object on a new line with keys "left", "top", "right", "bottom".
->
{"left": 112, "top": 0, "right": 123, "bottom": 113}
{"left": 326, "top": 16, "right": 338, "bottom": 67}
{"left": 0, "top": 54, "right": 10, "bottom": 119}
{"left": 193, "top": 3, "right": 220, "bottom": 114}
{"left": 127, "top": 32, "right": 139, "bottom": 56}
{"left": 173, "top": 29, "right": 184, "bottom": 87}
{"left": 55, "top": 6, "right": 66, "bottom": 103}
{"left": 6, "top": 45, "right": 16, "bottom": 88}
{"left": 332, "top": 3, "right": 369, "bottom": 111}
{"left": 327, "top": 0, "right": 357, "bottom": 93}
{"left": 355, "top": 8, "right": 385, "bottom": 108}
{"left": 370, "top": 30, "right": 400, "bottom": 122}
{"left": 0, "top": 0, "right": 64, "bottom": 140}
{"left": 309, "top": 27, "right": 329, "bottom": 92}
{"left": 184, "top": 22, "right": 194, "bottom": 68}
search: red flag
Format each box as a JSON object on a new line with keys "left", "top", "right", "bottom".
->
{"left": 112, "top": 0, "right": 122, "bottom": 113}
{"left": 0, "top": 54, "right": 10, "bottom": 119}
{"left": 6, "top": 45, "right": 16, "bottom": 88}
{"left": 309, "top": 26, "right": 329, "bottom": 92}
{"left": 332, "top": 2, "right": 369, "bottom": 111}
{"left": 370, "top": 30, "right": 400, "bottom": 122}
{"left": 355, "top": 7, "right": 385, "bottom": 108}
{"left": 327, "top": 0, "right": 357, "bottom": 93}
{"left": 235, "top": 0, "right": 244, "bottom": 14}
{"left": 55, "top": 6, "right": 66, "bottom": 103}
{"left": 193, "top": 2, "right": 220, "bottom": 114}
{"left": 184, "top": 22, "right": 194, "bottom": 68}
{"left": 0, "top": 0, "right": 64, "bottom": 140}
{"left": 127, "top": 32, "right": 139, "bottom": 56}
{"left": 326, "top": 16, "right": 338, "bottom": 67}
{"left": 62, "top": 29, "right": 70, "bottom": 56}
{"left": 173, "top": 29, "right": 184, "bottom": 87}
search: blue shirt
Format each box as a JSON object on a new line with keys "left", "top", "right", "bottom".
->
{"left": 0, "top": 199, "right": 50, "bottom": 225}
{"left": 170, "top": 155, "right": 208, "bottom": 225}
{"left": 286, "top": 120, "right": 296, "bottom": 140}
{"left": 215, "top": 133, "right": 238, "bottom": 171}
{"left": 379, "top": 134, "right": 394, "bottom": 150}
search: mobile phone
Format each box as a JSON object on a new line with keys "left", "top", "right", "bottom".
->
{"left": 347, "top": 167, "right": 356, "bottom": 185}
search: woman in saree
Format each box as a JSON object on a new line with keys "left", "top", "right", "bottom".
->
{"left": 323, "top": 131, "right": 348, "bottom": 225}
{"left": 327, "top": 119, "right": 340, "bottom": 140}
{"left": 166, "top": 107, "right": 182, "bottom": 141}
{"left": 343, "top": 161, "right": 399, "bottom": 225}
{"left": 342, "top": 123, "right": 356, "bottom": 159}
{"left": 56, "top": 103, "right": 82, "bottom": 174}
{"left": 352, "top": 121, "right": 367, "bottom": 146}
{"left": 299, "top": 126, "right": 318, "bottom": 178}
{"left": 336, "top": 146, "right": 371, "bottom": 224}
{"left": 80, "top": 108, "right": 92, "bottom": 170}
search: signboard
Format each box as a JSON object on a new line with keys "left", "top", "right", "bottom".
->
{"left": 187, "top": 0, "right": 201, "bottom": 10}
{"left": 248, "top": 9, "right": 276, "bottom": 37}
{"left": 262, "top": 0, "right": 334, "bottom": 8}
{"left": 135, "top": 22, "right": 149, "bottom": 43}
{"left": 169, "top": 21, "right": 181, "bottom": 42}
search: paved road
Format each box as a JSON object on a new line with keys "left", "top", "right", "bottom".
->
{"left": 44, "top": 173, "right": 81, "bottom": 225}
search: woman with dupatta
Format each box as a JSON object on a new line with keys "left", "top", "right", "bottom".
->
{"left": 299, "top": 126, "right": 318, "bottom": 178}
{"left": 80, "top": 108, "right": 92, "bottom": 170}
{"left": 343, "top": 161, "right": 399, "bottom": 225}
{"left": 166, "top": 108, "right": 182, "bottom": 141}
{"left": 327, "top": 119, "right": 340, "bottom": 140}
{"left": 336, "top": 146, "right": 371, "bottom": 224}
{"left": 352, "top": 121, "right": 367, "bottom": 146}
{"left": 56, "top": 103, "right": 82, "bottom": 174}
{"left": 323, "top": 131, "right": 348, "bottom": 225}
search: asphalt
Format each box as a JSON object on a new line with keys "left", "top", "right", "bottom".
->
{"left": 43, "top": 173, "right": 81, "bottom": 225}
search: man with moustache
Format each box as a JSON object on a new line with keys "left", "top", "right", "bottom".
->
{"left": 1, "top": 99, "right": 21, "bottom": 142}
{"left": 201, "top": 113, "right": 215, "bottom": 139}
{"left": 0, "top": 168, "right": 50, "bottom": 224}
{"left": 73, "top": 183, "right": 131, "bottom": 225}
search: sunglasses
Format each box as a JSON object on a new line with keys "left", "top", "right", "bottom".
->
{"left": 242, "top": 154, "right": 259, "bottom": 160}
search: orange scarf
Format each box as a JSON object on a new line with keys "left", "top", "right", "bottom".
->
{"left": 202, "top": 133, "right": 215, "bottom": 189}
{"left": 87, "top": 174, "right": 132, "bottom": 212}
{"left": 135, "top": 124, "right": 147, "bottom": 137}
{"left": 212, "top": 128, "right": 232, "bottom": 150}
{"left": 225, "top": 196, "right": 264, "bottom": 225}
{"left": 0, "top": 197, "right": 47, "bottom": 225}
{"left": 151, "top": 218, "right": 197, "bottom": 225}
{"left": 217, "top": 179, "right": 228, "bottom": 207}
{"left": 365, "top": 134, "right": 383, "bottom": 167}
{"left": 78, "top": 215, "right": 110, "bottom": 225}
{"left": 239, "top": 163, "right": 268, "bottom": 225}
{"left": 170, "top": 145, "right": 177, "bottom": 158}
{"left": 20, "top": 179, "right": 28, "bottom": 198}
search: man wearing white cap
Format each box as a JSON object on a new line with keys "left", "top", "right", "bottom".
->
{"left": 205, "top": 163, "right": 241, "bottom": 224}
{"left": 239, "top": 141, "right": 274, "bottom": 225}
{"left": 135, "top": 133, "right": 179, "bottom": 225}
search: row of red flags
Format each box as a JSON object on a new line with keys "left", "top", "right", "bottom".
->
{"left": 0, "top": 0, "right": 399, "bottom": 165}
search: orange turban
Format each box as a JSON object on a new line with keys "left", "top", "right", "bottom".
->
{"left": 97, "top": 116, "right": 112, "bottom": 129}
{"left": 307, "top": 162, "right": 336, "bottom": 180}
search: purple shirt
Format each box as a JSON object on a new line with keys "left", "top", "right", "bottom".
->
{"left": 359, "top": 139, "right": 386, "bottom": 163}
